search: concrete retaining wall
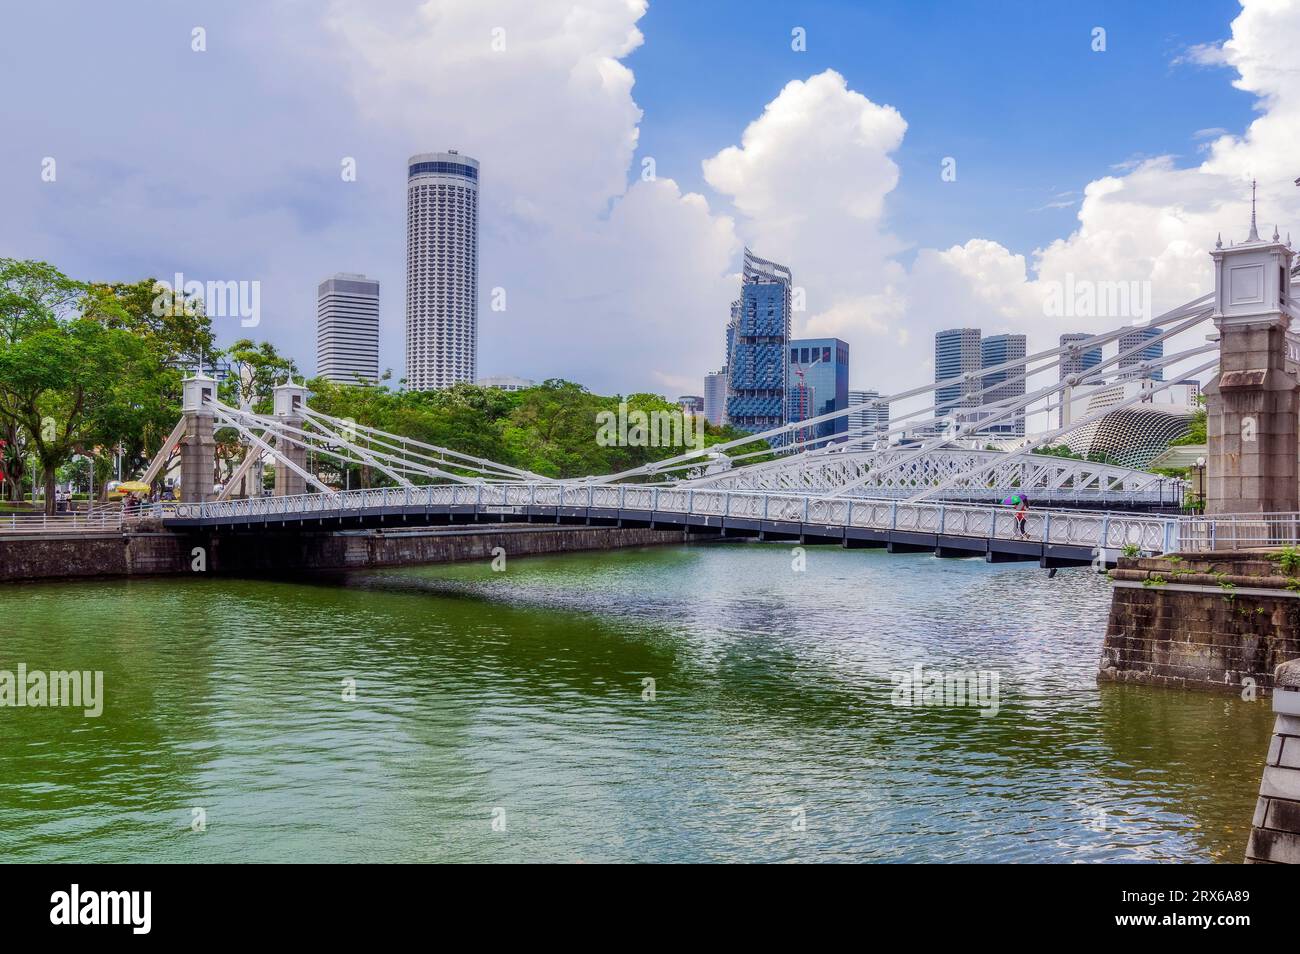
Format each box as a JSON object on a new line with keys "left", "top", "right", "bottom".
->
{"left": 0, "top": 532, "right": 188, "bottom": 582}
{"left": 1100, "top": 551, "right": 1300, "bottom": 693}
{"left": 0, "top": 525, "right": 691, "bottom": 582}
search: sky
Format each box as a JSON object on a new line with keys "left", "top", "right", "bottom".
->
{"left": 1, "top": 0, "right": 1295, "bottom": 407}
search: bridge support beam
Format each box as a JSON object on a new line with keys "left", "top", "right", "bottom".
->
{"left": 180, "top": 373, "right": 218, "bottom": 503}
{"left": 273, "top": 380, "right": 310, "bottom": 498}
{"left": 1204, "top": 219, "right": 1297, "bottom": 516}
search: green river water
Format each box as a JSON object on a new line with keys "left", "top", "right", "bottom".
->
{"left": 0, "top": 542, "right": 1273, "bottom": 862}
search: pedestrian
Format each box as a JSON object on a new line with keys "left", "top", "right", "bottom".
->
{"left": 1014, "top": 495, "right": 1030, "bottom": 538}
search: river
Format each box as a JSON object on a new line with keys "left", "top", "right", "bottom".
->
{"left": 0, "top": 541, "right": 1273, "bottom": 862}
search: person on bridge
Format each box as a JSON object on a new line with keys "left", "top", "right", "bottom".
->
{"left": 1014, "top": 495, "right": 1030, "bottom": 538}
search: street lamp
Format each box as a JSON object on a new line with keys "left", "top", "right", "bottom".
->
{"left": 1193, "top": 455, "right": 1207, "bottom": 510}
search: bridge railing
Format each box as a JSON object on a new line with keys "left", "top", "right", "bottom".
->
{"left": 172, "top": 483, "right": 1179, "bottom": 554}
{"left": 1176, "top": 513, "right": 1300, "bottom": 552}
{"left": 0, "top": 509, "right": 124, "bottom": 533}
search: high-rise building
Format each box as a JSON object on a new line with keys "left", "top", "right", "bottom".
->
{"left": 677, "top": 395, "right": 704, "bottom": 415}
{"left": 788, "top": 337, "right": 849, "bottom": 441}
{"left": 475, "top": 375, "right": 534, "bottom": 391}
{"left": 1058, "top": 332, "right": 1102, "bottom": 383}
{"left": 406, "top": 150, "right": 479, "bottom": 391}
{"left": 934, "top": 328, "right": 981, "bottom": 418}
{"left": 704, "top": 370, "right": 727, "bottom": 427}
{"left": 726, "top": 248, "right": 791, "bottom": 435}
{"left": 980, "top": 333, "right": 1027, "bottom": 436}
{"left": 1117, "top": 326, "right": 1164, "bottom": 381}
{"left": 316, "top": 273, "right": 380, "bottom": 384}
{"left": 848, "top": 389, "right": 890, "bottom": 448}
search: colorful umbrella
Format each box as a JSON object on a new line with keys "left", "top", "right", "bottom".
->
{"left": 1003, "top": 495, "right": 1022, "bottom": 506}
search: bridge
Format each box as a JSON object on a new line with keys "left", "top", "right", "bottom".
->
{"left": 115, "top": 205, "right": 1300, "bottom": 565}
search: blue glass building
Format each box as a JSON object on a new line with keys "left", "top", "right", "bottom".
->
{"left": 1059, "top": 333, "right": 1103, "bottom": 382}
{"left": 726, "top": 249, "right": 791, "bottom": 435}
{"left": 1118, "top": 326, "right": 1164, "bottom": 381}
{"left": 788, "top": 337, "right": 849, "bottom": 441}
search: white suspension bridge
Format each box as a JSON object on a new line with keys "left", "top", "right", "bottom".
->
{"left": 100, "top": 209, "right": 1300, "bottom": 565}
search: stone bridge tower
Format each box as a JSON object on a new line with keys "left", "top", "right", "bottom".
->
{"left": 272, "top": 379, "right": 310, "bottom": 497}
{"left": 179, "top": 371, "right": 218, "bottom": 502}
{"left": 1204, "top": 206, "right": 1297, "bottom": 515}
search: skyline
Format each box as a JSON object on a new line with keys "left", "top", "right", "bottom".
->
{"left": 0, "top": 0, "right": 1291, "bottom": 401}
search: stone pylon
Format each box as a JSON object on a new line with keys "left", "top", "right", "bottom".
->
{"left": 1204, "top": 215, "right": 1298, "bottom": 515}
{"left": 272, "top": 379, "right": 310, "bottom": 497}
{"left": 179, "top": 372, "right": 218, "bottom": 503}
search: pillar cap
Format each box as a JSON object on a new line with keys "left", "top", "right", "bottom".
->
{"left": 273, "top": 378, "right": 309, "bottom": 417}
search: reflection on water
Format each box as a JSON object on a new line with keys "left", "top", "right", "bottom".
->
{"left": 0, "top": 542, "right": 1272, "bottom": 862}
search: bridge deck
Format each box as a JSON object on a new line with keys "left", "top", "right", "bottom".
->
{"left": 160, "top": 484, "right": 1178, "bottom": 568}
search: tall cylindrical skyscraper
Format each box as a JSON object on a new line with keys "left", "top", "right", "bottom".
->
{"left": 406, "top": 151, "right": 479, "bottom": 390}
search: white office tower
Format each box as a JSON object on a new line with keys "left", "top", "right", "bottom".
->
{"left": 316, "top": 273, "right": 380, "bottom": 384}
{"left": 406, "top": 151, "right": 479, "bottom": 390}
{"left": 847, "top": 389, "right": 890, "bottom": 448}
{"left": 704, "top": 370, "right": 727, "bottom": 427}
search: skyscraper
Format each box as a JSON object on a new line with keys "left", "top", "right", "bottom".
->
{"left": 704, "top": 370, "right": 727, "bottom": 427}
{"left": 1117, "top": 326, "right": 1164, "bottom": 381}
{"left": 677, "top": 395, "right": 705, "bottom": 415}
{"left": 934, "top": 328, "right": 981, "bottom": 418}
{"left": 788, "top": 337, "right": 849, "bottom": 441}
{"left": 316, "top": 273, "right": 380, "bottom": 384}
{"left": 980, "top": 333, "right": 1027, "bottom": 436}
{"left": 848, "top": 389, "right": 890, "bottom": 448}
{"left": 406, "top": 150, "right": 479, "bottom": 391}
{"left": 1059, "top": 332, "right": 1103, "bottom": 382}
{"left": 726, "top": 248, "right": 791, "bottom": 435}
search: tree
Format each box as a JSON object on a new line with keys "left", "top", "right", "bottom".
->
{"left": 80, "top": 279, "right": 216, "bottom": 486}
{"left": 0, "top": 260, "right": 84, "bottom": 500}
{"left": 0, "top": 319, "right": 158, "bottom": 513}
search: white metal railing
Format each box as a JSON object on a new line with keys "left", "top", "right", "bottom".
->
{"left": 169, "top": 483, "right": 1179, "bottom": 554}
{"left": 1177, "top": 512, "right": 1300, "bottom": 552}
{"left": 0, "top": 508, "right": 125, "bottom": 533}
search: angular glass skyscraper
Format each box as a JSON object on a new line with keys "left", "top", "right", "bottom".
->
{"left": 788, "top": 337, "right": 849, "bottom": 441}
{"left": 726, "top": 249, "right": 791, "bottom": 435}
{"left": 406, "top": 150, "right": 478, "bottom": 391}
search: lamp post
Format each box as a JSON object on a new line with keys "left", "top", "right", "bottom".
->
{"left": 1193, "top": 456, "right": 1207, "bottom": 510}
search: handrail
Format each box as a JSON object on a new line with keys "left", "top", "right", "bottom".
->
{"left": 167, "top": 483, "right": 1178, "bottom": 554}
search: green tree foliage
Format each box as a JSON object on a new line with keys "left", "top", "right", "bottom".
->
{"left": 307, "top": 377, "right": 753, "bottom": 484}
{"left": 0, "top": 318, "right": 163, "bottom": 512}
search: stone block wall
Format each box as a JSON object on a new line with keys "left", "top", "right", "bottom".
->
{"left": 1101, "top": 552, "right": 1300, "bottom": 693}
{"left": 1246, "top": 661, "right": 1300, "bottom": 863}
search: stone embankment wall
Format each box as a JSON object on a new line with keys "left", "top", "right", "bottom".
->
{"left": 1246, "top": 660, "right": 1300, "bottom": 863}
{"left": 0, "top": 525, "right": 691, "bottom": 582}
{"left": 203, "top": 525, "right": 688, "bottom": 574}
{"left": 1101, "top": 551, "right": 1300, "bottom": 693}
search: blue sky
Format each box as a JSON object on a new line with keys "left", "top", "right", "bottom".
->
{"left": 629, "top": 0, "right": 1252, "bottom": 259}
{"left": 0, "top": 0, "right": 1289, "bottom": 398}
